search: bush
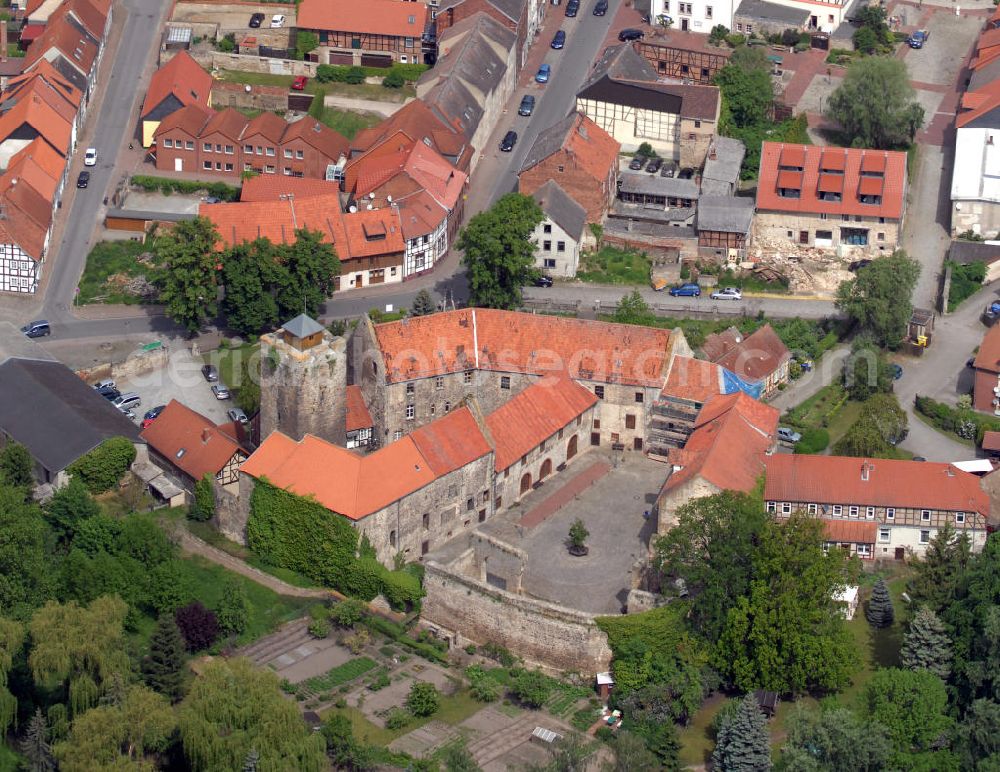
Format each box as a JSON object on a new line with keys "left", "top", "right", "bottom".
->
{"left": 946, "top": 260, "right": 987, "bottom": 312}
{"left": 406, "top": 681, "right": 440, "bottom": 717}
{"left": 385, "top": 708, "right": 410, "bottom": 729}
{"left": 382, "top": 70, "right": 405, "bottom": 88}
{"left": 344, "top": 628, "right": 370, "bottom": 654}
{"left": 510, "top": 669, "right": 552, "bottom": 709}
{"left": 368, "top": 670, "right": 390, "bottom": 691}
{"left": 725, "top": 33, "right": 745, "bottom": 47}
{"left": 308, "top": 618, "right": 330, "bottom": 639}
{"left": 794, "top": 428, "right": 830, "bottom": 455}
{"left": 308, "top": 88, "right": 326, "bottom": 120}
{"left": 190, "top": 474, "right": 215, "bottom": 521}
{"left": 915, "top": 395, "right": 1000, "bottom": 445}
{"left": 131, "top": 175, "right": 239, "bottom": 201}
{"left": 174, "top": 601, "right": 220, "bottom": 652}
{"left": 468, "top": 668, "right": 501, "bottom": 703}
{"left": 330, "top": 598, "right": 368, "bottom": 628}
{"left": 67, "top": 437, "right": 136, "bottom": 493}
{"left": 345, "top": 67, "right": 365, "bottom": 84}
{"left": 481, "top": 642, "right": 518, "bottom": 667}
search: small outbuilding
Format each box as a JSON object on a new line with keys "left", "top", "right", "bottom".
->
{"left": 596, "top": 671, "right": 615, "bottom": 701}
{"left": 833, "top": 585, "right": 860, "bottom": 620}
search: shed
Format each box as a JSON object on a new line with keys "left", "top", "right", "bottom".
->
{"left": 596, "top": 671, "right": 614, "bottom": 701}
{"left": 833, "top": 585, "right": 859, "bottom": 620}
{"left": 908, "top": 308, "right": 935, "bottom": 346}
{"left": 753, "top": 689, "right": 779, "bottom": 718}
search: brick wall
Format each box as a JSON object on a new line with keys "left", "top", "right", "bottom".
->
{"left": 519, "top": 151, "right": 611, "bottom": 224}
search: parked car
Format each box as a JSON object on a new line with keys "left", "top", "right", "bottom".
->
{"left": 96, "top": 386, "right": 120, "bottom": 401}
{"left": 518, "top": 94, "right": 536, "bottom": 116}
{"left": 551, "top": 29, "right": 566, "bottom": 49}
{"left": 678, "top": 167, "right": 694, "bottom": 179}
{"left": 669, "top": 283, "right": 701, "bottom": 297}
{"left": 710, "top": 287, "right": 743, "bottom": 300}
{"left": 535, "top": 63, "right": 551, "bottom": 83}
{"left": 499, "top": 130, "right": 518, "bottom": 152}
{"left": 112, "top": 392, "right": 142, "bottom": 411}
{"left": 565, "top": 0, "right": 580, "bottom": 16}
{"left": 908, "top": 29, "right": 929, "bottom": 48}
{"left": 912, "top": 456, "right": 927, "bottom": 462}
{"left": 660, "top": 163, "right": 677, "bottom": 177}
{"left": 291, "top": 75, "right": 308, "bottom": 91}
{"left": 249, "top": 12, "right": 264, "bottom": 27}
{"left": 593, "top": 0, "right": 608, "bottom": 14}
{"left": 93, "top": 379, "right": 116, "bottom": 391}
{"left": 534, "top": 275, "right": 553, "bottom": 287}
{"left": 227, "top": 407, "right": 249, "bottom": 424}
{"left": 270, "top": 14, "right": 285, "bottom": 27}
{"left": 890, "top": 363, "right": 903, "bottom": 380}
{"left": 201, "top": 364, "right": 219, "bottom": 382}
{"left": 645, "top": 157, "right": 663, "bottom": 173}
{"left": 20, "top": 320, "right": 50, "bottom": 337}
{"left": 628, "top": 155, "right": 647, "bottom": 171}
{"left": 76, "top": 171, "right": 89, "bottom": 189}
{"left": 777, "top": 427, "right": 802, "bottom": 443}
{"left": 118, "top": 407, "right": 136, "bottom": 421}
{"left": 141, "top": 405, "right": 166, "bottom": 429}
{"left": 203, "top": 195, "right": 221, "bottom": 204}
{"left": 84, "top": 148, "right": 97, "bottom": 166}
{"left": 618, "top": 28, "right": 644, "bottom": 42}
{"left": 212, "top": 383, "right": 231, "bottom": 400}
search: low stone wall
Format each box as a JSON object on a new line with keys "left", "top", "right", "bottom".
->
{"left": 422, "top": 553, "right": 613, "bottom": 675}
{"left": 162, "top": 46, "right": 317, "bottom": 78}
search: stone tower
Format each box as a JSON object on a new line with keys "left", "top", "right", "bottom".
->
{"left": 259, "top": 314, "right": 347, "bottom": 445}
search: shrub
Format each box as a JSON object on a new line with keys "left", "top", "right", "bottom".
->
{"left": 385, "top": 708, "right": 410, "bottom": 729}
{"left": 469, "top": 670, "right": 501, "bottom": 703}
{"left": 368, "top": 670, "right": 391, "bottom": 691}
{"left": 794, "top": 428, "right": 830, "bottom": 455}
{"left": 481, "top": 642, "right": 518, "bottom": 667}
{"left": 406, "top": 681, "right": 440, "bottom": 717}
{"left": 345, "top": 628, "right": 370, "bottom": 654}
{"left": 131, "top": 175, "right": 239, "bottom": 201}
{"left": 330, "top": 598, "right": 368, "bottom": 628}
{"left": 946, "top": 260, "right": 987, "bottom": 312}
{"left": 174, "top": 601, "right": 220, "bottom": 652}
{"left": 464, "top": 644, "right": 477, "bottom": 655}
{"left": 190, "top": 474, "right": 215, "bottom": 521}
{"left": 382, "top": 70, "right": 405, "bottom": 88}
{"left": 67, "top": 437, "right": 136, "bottom": 493}
{"left": 308, "top": 618, "right": 330, "bottom": 639}
{"left": 345, "top": 67, "right": 365, "bottom": 84}
{"left": 380, "top": 568, "right": 423, "bottom": 610}
{"left": 510, "top": 669, "right": 552, "bottom": 709}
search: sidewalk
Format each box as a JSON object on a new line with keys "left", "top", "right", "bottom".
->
{"left": 768, "top": 344, "right": 849, "bottom": 413}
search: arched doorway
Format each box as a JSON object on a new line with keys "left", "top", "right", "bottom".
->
{"left": 567, "top": 435, "right": 578, "bottom": 460}
{"left": 539, "top": 458, "right": 552, "bottom": 480}
{"left": 520, "top": 473, "right": 532, "bottom": 496}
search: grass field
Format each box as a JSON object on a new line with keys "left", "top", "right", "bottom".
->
{"left": 78, "top": 240, "right": 160, "bottom": 305}
{"left": 577, "top": 247, "right": 652, "bottom": 285}
{"left": 315, "top": 107, "right": 382, "bottom": 139}
{"left": 216, "top": 70, "right": 414, "bottom": 102}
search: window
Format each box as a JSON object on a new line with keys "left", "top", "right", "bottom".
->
{"left": 679, "top": 2, "right": 691, "bottom": 13}
{"left": 807, "top": 503, "right": 818, "bottom": 514}
{"left": 879, "top": 528, "right": 890, "bottom": 542}
{"left": 921, "top": 510, "right": 931, "bottom": 522}
{"left": 394, "top": 430, "right": 402, "bottom": 441}
{"left": 284, "top": 149, "right": 293, "bottom": 159}
{"left": 389, "top": 530, "right": 396, "bottom": 547}
{"left": 886, "top": 507, "right": 895, "bottom": 520}
{"left": 520, "top": 455, "right": 527, "bottom": 466}
{"left": 444, "top": 401, "right": 451, "bottom": 412}
{"left": 635, "top": 392, "right": 644, "bottom": 403}
{"left": 832, "top": 505, "right": 843, "bottom": 515}
{"left": 296, "top": 150, "right": 304, "bottom": 159}
{"left": 283, "top": 167, "right": 291, "bottom": 175}
{"left": 422, "top": 513, "right": 429, "bottom": 530}
{"left": 215, "top": 144, "right": 222, "bottom": 153}
{"left": 557, "top": 165, "right": 564, "bottom": 173}
{"left": 203, "top": 161, "right": 212, "bottom": 170}
{"left": 185, "top": 141, "right": 194, "bottom": 150}
{"left": 225, "top": 163, "right": 233, "bottom": 171}
{"left": 405, "top": 36, "right": 414, "bottom": 47}
{"left": 593, "top": 419, "right": 601, "bottom": 430}
{"left": 557, "top": 241, "right": 565, "bottom": 252}
{"left": 429, "top": 404, "right": 435, "bottom": 416}
{"left": 766, "top": 501, "right": 776, "bottom": 513}
{"left": 849, "top": 506, "right": 859, "bottom": 517}
{"left": 543, "top": 240, "right": 552, "bottom": 251}
{"left": 464, "top": 370, "right": 473, "bottom": 384}
{"left": 405, "top": 404, "right": 414, "bottom": 420}
{"left": 544, "top": 259, "right": 556, "bottom": 268}
{"left": 594, "top": 385, "right": 604, "bottom": 399}
{"left": 256, "top": 146, "right": 263, "bottom": 155}
{"left": 540, "top": 440, "right": 546, "bottom": 453}
{"left": 746, "top": 23, "right": 753, "bottom": 32}
{"left": 857, "top": 544, "right": 871, "bottom": 557}
{"left": 781, "top": 502, "right": 792, "bottom": 515}
{"left": 877, "top": 232, "right": 885, "bottom": 241}
{"left": 203, "top": 142, "right": 212, "bottom": 152}
{"left": 406, "top": 383, "right": 415, "bottom": 395}
{"left": 244, "top": 144, "right": 253, "bottom": 154}
{"left": 920, "top": 530, "right": 931, "bottom": 544}
{"left": 163, "top": 138, "right": 173, "bottom": 148}
{"left": 501, "top": 376, "right": 511, "bottom": 390}
{"left": 736, "top": 22, "right": 743, "bottom": 31}
{"left": 215, "top": 162, "right": 222, "bottom": 170}
{"left": 435, "top": 376, "right": 444, "bottom": 390}
{"left": 448, "top": 484, "right": 457, "bottom": 497}
{"left": 466, "top": 497, "right": 474, "bottom": 511}
{"left": 265, "top": 147, "right": 275, "bottom": 157}
{"left": 265, "top": 165, "right": 275, "bottom": 174}
{"left": 956, "top": 512, "right": 966, "bottom": 524}
{"left": 705, "top": 5, "right": 712, "bottom": 17}
{"left": 625, "top": 414, "right": 636, "bottom": 429}
{"left": 543, "top": 224, "right": 552, "bottom": 234}
{"left": 694, "top": 120, "right": 701, "bottom": 128}
{"left": 866, "top": 506, "right": 875, "bottom": 519}
{"left": 611, "top": 433, "right": 620, "bottom": 444}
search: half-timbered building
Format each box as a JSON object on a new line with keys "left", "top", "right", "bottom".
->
{"left": 296, "top": 0, "right": 428, "bottom": 67}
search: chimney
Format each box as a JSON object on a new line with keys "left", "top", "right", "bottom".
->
{"left": 202, "top": 428, "right": 211, "bottom": 444}
{"left": 861, "top": 461, "right": 872, "bottom": 482}
{"left": 1, "top": 21, "right": 7, "bottom": 65}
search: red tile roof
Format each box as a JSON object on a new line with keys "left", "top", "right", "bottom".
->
{"left": 141, "top": 51, "right": 212, "bottom": 119}
{"left": 823, "top": 520, "right": 877, "bottom": 543}
{"left": 486, "top": 377, "right": 597, "bottom": 471}
{"left": 711, "top": 325, "right": 791, "bottom": 383}
{"left": 202, "top": 107, "right": 250, "bottom": 140}
{"left": 983, "top": 431, "right": 1000, "bottom": 452}
{"left": 9, "top": 137, "right": 65, "bottom": 182}
{"left": 243, "top": 111, "right": 287, "bottom": 144}
{"left": 661, "top": 391, "right": 778, "bottom": 494}
{"left": 756, "top": 142, "right": 907, "bottom": 220}
{"left": 660, "top": 356, "right": 723, "bottom": 403}
{"left": 240, "top": 175, "right": 342, "bottom": 202}
{"left": 973, "top": 27, "right": 1000, "bottom": 69}
{"left": 24, "top": 15, "right": 98, "bottom": 76}
{"left": 0, "top": 84, "right": 74, "bottom": 155}
{"left": 4, "top": 59, "right": 82, "bottom": 112}
{"left": 280, "top": 116, "right": 349, "bottom": 162}
{"left": 344, "top": 207, "right": 405, "bottom": 258}
{"left": 241, "top": 406, "right": 489, "bottom": 519}
{"left": 350, "top": 101, "right": 471, "bottom": 169}
{"left": 974, "top": 324, "right": 1000, "bottom": 375}
{"left": 297, "top": 0, "right": 427, "bottom": 38}
{"left": 395, "top": 189, "right": 448, "bottom": 240}
{"left": 154, "top": 103, "right": 212, "bottom": 138}
{"left": 140, "top": 400, "right": 246, "bottom": 480}
{"left": 520, "top": 112, "right": 620, "bottom": 187}
{"left": 345, "top": 385, "right": 373, "bottom": 432}
{"left": 0, "top": 168, "right": 52, "bottom": 260}
{"left": 764, "top": 455, "right": 990, "bottom": 515}
{"left": 350, "top": 139, "right": 467, "bottom": 212}
{"left": 373, "top": 308, "right": 674, "bottom": 387}
{"left": 701, "top": 327, "right": 742, "bottom": 362}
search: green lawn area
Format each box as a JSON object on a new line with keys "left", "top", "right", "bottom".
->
{"left": 678, "top": 693, "right": 728, "bottom": 767}
{"left": 204, "top": 343, "right": 259, "bottom": 405}
{"left": 314, "top": 107, "right": 382, "bottom": 139}
{"left": 216, "top": 70, "right": 414, "bottom": 102}
{"left": 78, "top": 240, "right": 161, "bottom": 305}
{"left": 577, "top": 247, "right": 652, "bottom": 285}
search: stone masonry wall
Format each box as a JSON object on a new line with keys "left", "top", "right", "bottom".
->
{"left": 213, "top": 472, "right": 253, "bottom": 544}
{"left": 754, "top": 211, "right": 901, "bottom": 252}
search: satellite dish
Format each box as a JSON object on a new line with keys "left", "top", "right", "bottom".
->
{"left": 386, "top": 195, "right": 392, "bottom": 203}
{"left": 349, "top": 205, "right": 357, "bottom": 213}
{"left": 367, "top": 204, "right": 373, "bottom": 210}
{"left": 244, "top": 84, "right": 251, "bottom": 93}
{"left": 369, "top": 192, "right": 375, "bottom": 199}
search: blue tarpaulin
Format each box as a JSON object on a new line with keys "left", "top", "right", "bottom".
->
{"left": 722, "top": 368, "right": 763, "bottom": 399}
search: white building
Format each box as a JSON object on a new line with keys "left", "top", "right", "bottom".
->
{"left": 530, "top": 180, "right": 587, "bottom": 278}
{"left": 651, "top": 0, "right": 737, "bottom": 34}
{"left": 951, "top": 127, "right": 1000, "bottom": 238}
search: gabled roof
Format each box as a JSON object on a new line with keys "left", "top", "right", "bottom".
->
{"left": 697, "top": 196, "right": 754, "bottom": 234}
{"left": 373, "top": 308, "right": 674, "bottom": 387}
{"left": 421, "top": 75, "right": 483, "bottom": 142}
{"left": 153, "top": 103, "right": 212, "bottom": 138}
{"left": 280, "top": 116, "right": 349, "bottom": 162}
{"left": 395, "top": 188, "right": 448, "bottom": 239}
{"left": 202, "top": 107, "right": 250, "bottom": 140}
{"left": 344, "top": 207, "right": 406, "bottom": 258}
{"left": 240, "top": 175, "right": 341, "bottom": 202}
{"left": 701, "top": 136, "right": 745, "bottom": 192}
{"left": 823, "top": 520, "right": 877, "bottom": 544}
{"left": 756, "top": 142, "right": 907, "bottom": 220}
{"left": 346, "top": 385, "right": 374, "bottom": 432}
{"left": 582, "top": 44, "right": 658, "bottom": 92}
{"left": 139, "top": 399, "right": 245, "bottom": 480}
{"left": 418, "top": 12, "right": 514, "bottom": 100}
{"left": 0, "top": 171, "right": 52, "bottom": 260}
{"left": 764, "top": 454, "right": 990, "bottom": 516}
{"left": 202, "top": 194, "right": 348, "bottom": 252}
{"left": 399, "top": 141, "right": 467, "bottom": 210}
{"left": 8, "top": 136, "right": 65, "bottom": 182}
{"left": 519, "top": 112, "right": 620, "bottom": 183}
{"left": 4, "top": 59, "right": 82, "bottom": 114}
{"left": 706, "top": 324, "right": 791, "bottom": 383}
{"left": 437, "top": 0, "right": 525, "bottom": 24}
{"left": 24, "top": 14, "right": 99, "bottom": 77}
{"left": 141, "top": 51, "right": 212, "bottom": 119}
{"left": 660, "top": 355, "right": 724, "bottom": 404}
{"left": 243, "top": 111, "right": 287, "bottom": 143}
{"left": 0, "top": 85, "right": 74, "bottom": 155}
{"left": 661, "top": 391, "right": 777, "bottom": 494}
{"left": 50, "top": 0, "right": 107, "bottom": 42}
{"left": 532, "top": 180, "right": 586, "bottom": 240}
{"left": 350, "top": 100, "right": 471, "bottom": 169}
{"left": 297, "top": 0, "right": 427, "bottom": 37}
{"left": 974, "top": 324, "right": 1000, "bottom": 375}
{"left": 486, "top": 377, "right": 597, "bottom": 471}
{"left": 577, "top": 67, "right": 720, "bottom": 121}
{"left": 241, "top": 406, "right": 490, "bottom": 519}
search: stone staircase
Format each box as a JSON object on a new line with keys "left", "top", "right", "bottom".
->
{"left": 236, "top": 618, "right": 312, "bottom": 667}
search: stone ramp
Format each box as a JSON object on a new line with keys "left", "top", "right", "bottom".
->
{"left": 518, "top": 460, "right": 611, "bottom": 529}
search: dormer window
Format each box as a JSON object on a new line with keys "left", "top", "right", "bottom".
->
{"left": 778, "top": 187, "right": 801, "bottom": 199}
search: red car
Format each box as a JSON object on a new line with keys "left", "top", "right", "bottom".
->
{"left": 291, "top": 75, "right": 308, "bottom": 91}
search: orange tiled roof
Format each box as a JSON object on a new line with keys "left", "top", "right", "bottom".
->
{"left": 486, "top": 377, "right": 597, "bottom": 471}
{"left": 983, "top": 430, "right": 1000, "bottom": 452}
{"left": 660, "top": 356, "right": 723, "bottom": 404}
{"left": 520, "top": 112, "right": 620, "bottom": 187}
{"left": 6, "top": 151, "right": 59, "bottom": 201}
{"left": 395, "top": 189, "right": 448, "bottom": 239}
{"left": 400, "top": 141, "right": 466, "bottom": 211}
{"left": 141, "top": 51, "right": 212, "bottom": 119}
{"left": 280, "top": 116, "right": 349, "bottom": 162}
{"left": 241, "top": 406, "right": 490, "bottom": 519}
{"left": 0, "top": 166, "right": 52, "bottom": 260}
{"left": 202, "top": 193, "right": 348, "bottom": 253}
{"left": 51, "top": 0, "right": 107, "bottom": 41}
{"left": 711, "top": 325, "right": 791, "bottom": 383}
{"left": 4, "top": 59, "right": 82, "bottom": 112}
{"left": 0, "top": 85, "right": 74, "bottom": 156}
{"left": 756, "top": 142, "right": 907, "bottom": 220}
{"left": 24, "top": 15, "right": 98, "bottom": 76}
{"left": 140, "top": 400, "right": 246, "bottom": 480}
{"left": 345, "top": 385, "right": 373, "bottom": 432}
{"left": 823, "top": 520, "right": 877, "bottom": 544}
{"left": 974, "top": 324, "right": 1000, "bottom": 375}
{"left": 344, "top": 207, "right": 405, "bottom": 258}
{"left": 373, "top": 308, "right": 674, "bottom": 387}
{"left": 662, "top": 392, "right": 778, "bottom": 495}
{"left": 243, "top": 111, "right": 287, "bottom": 143}
{"left": 153, "top": 103, "right": 212, "bottom": 138}
{"left": 764, "top": 455, "right": 990, "bottom": 515}
{"left": 298, "top": 0, "right": 427, "bottom": 38}
{"left": 350, "top": 101, "right": 471, "bottom": 169}
{"left": 701, "top": 326, "right": 742, "bottom": 361}
{"left": 240, "top": 175, "right": 342, "bottom": 202}
{"left": 9, "top": 137, "right": 65, "bottom": 182}
{"left": 202, "top": 107, "right": 250, "bottom": 140}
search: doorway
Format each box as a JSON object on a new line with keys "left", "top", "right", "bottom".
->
{"left": 539, "top": 458, "right": 552, "bottom": 480}
{"left": 567, "top": 435, "right": 578, "bottom": 459}
{"left": 680, "top": 18, "right": 688, "bottom": 31}
{"left": 520, "top": 473, "right": 532, "bottom": 496}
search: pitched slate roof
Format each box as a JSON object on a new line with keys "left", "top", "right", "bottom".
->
{"left": 701, "top": 136, "right": 745, "bottom": 193}
{"left": 532, "top": 180, "right": 586, "bottom": 240}
{"left": 297, "top": 0, "right": 427, "bottom": 37}
{"left": 582, "top": 44, "right": 658, "bottom": 92}
{"left": 697, "top": 196, "right": 754, "bottom": 234}
{"left": 519, "top": 112, "right": 620, "bottom": 182}
{"left": 577, "top": 75, "right": 720, "bottom": 121}
{"left": 420, "top": 12, "right": 515, "bottom": 97}
{"left": 139, "top": 399, "right": 244, "bottom": 480}
{"left": 486, "top": 377, "right": 597, "bottom": 471}
{"left": 141, "top": 51, "right": 212, "bottom": 119}
{"left": 437, "top": 0, "right": 525, "bottom": 24}
{"left": 765, "top": 454, "right": 990, "bottom": 516}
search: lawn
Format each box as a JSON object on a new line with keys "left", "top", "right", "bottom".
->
{"left": 577, "top": 247, "right": 652, "bottom": 285}
{"left": 204, "top": 343, "right": 259, "bottom": 406}
{"left": 216, "top": 69, "right": 415, "bottom": 102}
{"left": 315, "top": 106, "right": 382, "bottom": 139}
{"left": 78, "top": 240, "right": 161, "bottom": 305}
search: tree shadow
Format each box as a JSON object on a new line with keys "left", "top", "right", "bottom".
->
{"left": 869, "top": 622, "right": 903, "bottom": 669}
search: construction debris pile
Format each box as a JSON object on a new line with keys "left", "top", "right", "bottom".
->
{"left": 747, "top": 236, "right": 876, "bottom": 296}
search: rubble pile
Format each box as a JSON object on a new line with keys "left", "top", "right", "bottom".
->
{"left": 105, "top": 273, "right": 158, "bottom": 298}
{"left": 747, "top": 235, "right": 878, "bottom": 295}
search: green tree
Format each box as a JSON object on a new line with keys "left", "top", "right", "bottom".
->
{"left": 908, "top": 522, "right": 972, "bottom": 615}
{"left": 411, "top": 288, "right": 436, "bottom": 316}
{"left": 179, "top": 658, "right": 326, "bottom": 771}
{"left": 655, "top": 491, "right": 769, "bottom": 641}
{"left": 852, "top": 26, "right": 879, "bottom": 54}
{"left": 712, "top": 693, "right": 771, "bottom": 772}
{"left": 0, "top": 617, "right": 23, "bottom": 737}
{"left": 143, "top": 613, "right": 187, "bottom": 702}
{"left": 714, "top": 46, "right": 773, "bottom": 130}
{"left": 958, "top": 699, "right": 1000, "bottom": 770}
{"left": 612, "top": 290, "right": 654, "bottom": 326}
{"left": 329, "top": 598, "right": 368, "bottom": 628}
{"left": 296, "top": 30, "right": 319, "bottom": 58}
{"left": 530, "top": 732, "right": 594, "bottom": 772}
{"left": 275, "top": 229, "right": 340, "bottom": 319}
{"left": 442, "top": 741, "right": 480, "bottom": 771}
{"left": 608, "top": 730, "right": 659, "bottom": 772}
{"left": 21, "top": 707, "right": 54, "bottom": 772}
{"left": 322, "top": 713, "right": 373, "bottom": 771}
{"left": 835, "top": 252, "right": 920, "bottom": 348}
{"left": 833, "top": 419, "right": 891, "bottom": 458}
{"left": 865, "top": 578, "right": 894, "bottom": 628}
{"left": 216, "top": 577, "right": 251, "bottom": 636}
{"left": 825, "top": 56, "right": 924, "bottom": 148}
{"left": 53, "top": 685, "right": 176, "bottom": 771}
{"left": 66, "top": 436, "right": 137, "bottom": 494}
{"left": 0, "top": 485, "right": 56, "bottom": 616}
{"left": 568, "top": 518, "right": 589, "bottom": 550}
{"left": 237, "top": 353, "right": 261, "bottom": 416}
{"left": 191, "top": 473, "right": 216, "bottom": 522}
{"left": 859, "top": 393, "right": 908, "bottom": 445}
{"left": 44, "top": 477, "right": 100, "bottom": 546}
{"left": 863, "top": 669, "right": 954, "bottom": 761}
{"left": 510, "top": 669, "right": 552, "bottom": 709}
{"left": 0, "top": 441, "right": 34, "bottom": 489}
{"left": 459, "top": 193, "right": 544, "bottom": 309}
{"left": 716, "top": 515, "right": 856, "bottom": 694}
{"left": 841, "top": 334, "right": 892, "bottom": 401}
{"left": 901, "top": 607, "right": 954, "bottom": 680}
{"left": 777, "top": 704, "right": 892, "bottom": 772}
{"left": 221, "top": 238, "right": 280, "bottom": 335}
{"left": 156, "top": 216, "right": 222, "bottom": 333}
{"left": 406, "top": 681, "right": 441, "bottom": 717}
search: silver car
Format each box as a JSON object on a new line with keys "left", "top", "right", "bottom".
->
{"left": 710, "top": 287, "right": 743, "bottom": 301}
{"left": 227, "top": 407, "right": 249, "bottom": 423}
{"left": 212, "top": 383, "right": 231, "bottom": 400}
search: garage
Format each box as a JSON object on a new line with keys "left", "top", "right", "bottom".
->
{"left": 328, "top": 51, "right": 353, "bottom": 65}
{"left": 361, "top": 53, "right": 392, "bottom": 67}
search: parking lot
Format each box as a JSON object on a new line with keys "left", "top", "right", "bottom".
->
{"left": 903, "top": 11, "right": 983, "bottom": 87}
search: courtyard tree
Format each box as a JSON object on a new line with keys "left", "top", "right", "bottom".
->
{"left": 295, "top": 30, "right": 319, "bottom": 59}
{"left": 411, "top": 288, "right": 437, "bottom": 316}
{"left": 778, "top": 704, "right": 892, "bottom": 772}
{"left": 220, "top": 238, "right": 281, "bottom": 335}
{"left": 712, "top": 693, "right": 771, "bottom": 772}
{"left": 510, "top": 669, "right": 552, "bottom": 709}
{"left": 901, "top": 607, "right": 953, "bottom": 680}
{"left": 0, "top": 486, "right": 57, "bottom": 616}
{"left": 835, "top": 252, "right": 920, "bottom": 349}
{"left": 713, "top": 46, "right": 773, "bottom": 130}
{"left": 66, "top": 436, "right": 137, "bottom": 494}
{"left": 405, "top": 681, "right": 440, "bottom": 717}
{"left": 568, "top": 518, "right": 589, "bottom": 556}
{"left": 0, "top": 441, "right": 34, "bottom": 490}
{"left": 44, "top": 477, "right": 100, "bottom": 547}
{"left": 825, "top": 56, "right": 924, "bottom": 149}
{"left": 459, "top": 193, "right": 544, "bottom": 309}
{"left": 190, "top": 474, "right": 216, "bottom": 522}
{"left": 863, "top": 668, "right": 955, "bottom": 767}
{"left": 841, "top": 334, "right": 892, "bottom": 402}
{"left": 275, "top": 229, "right": 340, "bottom": 319}
{"left": 908, "top": 522, "right": 972, "bottom": 615}
{"left": 142, "top": 614, "right": 187, "bottom": 702}
{"left": 156, "top": 216, "right": 222, "bottom": 333}
{"left": 865, "top": 578, "right": 895, "bottom": 628}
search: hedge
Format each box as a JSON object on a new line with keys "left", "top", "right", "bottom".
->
{"left": 794, "top": 428, "right": 830, "bottom": 455}
{"left": 315, "top": 62, "right": 428, "bottom": 84}
{"left": 915, "top": 395, "right": 1000, "bottom": 445}
{"left": 363, "top": 616, "right": 448, "bottom": 664}
{"left": 131, "top": 175, "right": 240, "bottom": 202}
{"left": 946, "top": 260, "right": 987, "bottom": 312}
{"left": 67, "top": 437, "right": 136, "bottom": 493}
